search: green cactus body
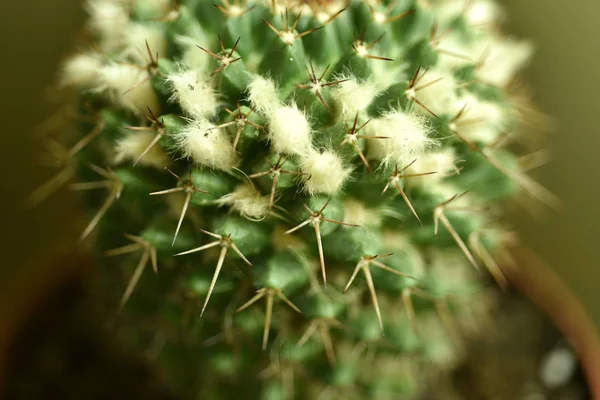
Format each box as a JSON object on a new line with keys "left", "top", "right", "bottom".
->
{"left": 45, "top": 0, "right": 555, "bottom": 398}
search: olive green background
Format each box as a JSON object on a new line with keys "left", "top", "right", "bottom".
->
{"left": 1, "top": 1, "right": 598, "bottom": 330}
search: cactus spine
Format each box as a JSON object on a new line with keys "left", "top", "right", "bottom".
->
{"left": 38, "top": 0, "right": 556, "bottom": 398}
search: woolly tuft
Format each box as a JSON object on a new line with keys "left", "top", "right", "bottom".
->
{"left": 176, "top": 118, "right": 238, "bottom": 171}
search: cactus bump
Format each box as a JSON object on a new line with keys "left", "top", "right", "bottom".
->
{"left": 35, "top": 0, "right": 558, "bottom": 398}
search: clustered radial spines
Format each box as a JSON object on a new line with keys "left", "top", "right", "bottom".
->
{"left": 404, "top": 147, "right": 458, "bottom": 185}
{"left": 60, "top": 52, "right": 104, "bottom": 88}
{"left": 121, "top": 22, "right": 168, "bottom": 64}
{"left": 450, "top": 93, "right": 508, "bottom": 144}
{"left": 405, "top": 67, "right": 462, "bottom": 117}
{"left": 114, "top": 129, "right": 171, "bottom": 168}
{"left": 97, "top": 62, "right": 160, "bottom": 114}
{"left": 104, "top": 232, "right": 159, "bottom": 312}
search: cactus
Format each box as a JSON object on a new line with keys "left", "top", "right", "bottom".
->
{"left": 36, "top": 0, "right": 558, "bottom": 398}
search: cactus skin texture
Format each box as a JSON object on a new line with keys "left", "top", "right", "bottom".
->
{"left": 42, "top": 0, "right": 557, "bottom": 398}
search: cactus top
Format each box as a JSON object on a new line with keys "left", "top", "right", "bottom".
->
{"left": 43, "top": 0, "right": 556, "bottom": 398}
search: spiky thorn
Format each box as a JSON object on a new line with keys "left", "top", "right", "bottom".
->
{"left": 401, "top": 286, "right": 437, "bottom": 333}
{"left": 429, "top": 20, "right": 473, "bottom": 62}
{"left": 368, "top": 1, "right": 413, "bottom": 24}
{"left": 447, "top": 104, "right": 486, "bottom": 150}
{"left": 260, "top": 336, "right": 309, "bottom": 399}
{"left": 26, "top": 120, "right": 105, "bottom": 207}
{"left": 260, "top": 357, "right": 296, "bottom": 399}
{"left": 248, "top": 155, "right": 304, "bottom": 208}
{"left": 447, "top": 103, "right": 500, "bottom": 153}
{"left": 297, "top": 318, "right": 341, "bottom": 366}
{"left": 262, "top": 9, "right": 323, "bottom": 45}
{"left": 104, "top": 233, "right": 158, "bottom": 312}
{"left": 517, "top": 149, "right": 551, "bottom": 172}
{"left": 285, "top": 200, "right": 360, "bottom": 287}
{"left": 200, "top": 287, "right": 245, "bottom": 348}
{"left": 382, "top": 160, "right": 437, "bottom": 225}
{"left": 124, "top": 106, "right": 170, "bottom": 166}
{"left": 33, "top": 103, "right": 95, "bottom": 138}
{"left": 447, "top": 106, "right": 562, "bottom": 210}
{"left": 401, "top": 287, "right": 462, "bottom": 346}
{"left": 196, "top": 35, "right": 242, "bottom": 76}
{"left": 175, "top": 229, "right": 252, "bottom": 318}
{"left": 304, "top": 0, "right": 347, "bottom": 25}
{"left": 340, "top": 113, "right": 387, "bottom": 170}
{"left": 433, "top": 193, "right": 480, "bottom": 272}
{"left": 352, "top": 27, "right": 393, "bottom": 61}
{"left": 468, "top": 231, "right": 508, "bottom": 290}
{"left": 214, "top": 0, "right": 255, "bottom": 17}
{"left": 149, "top": 168, "right": 209, "bottom": 246}
{"left": 484, "top": 148, "right": 562, "bottom": 210}
{"left": 70, "top": 164, "right": 123, "bottom": 242}
{"left": 236, "top": 288, "right": 301, "bottom": 350}
{"left": 404, "top": 66, "right": 443, "bottom": 118}
{"left": 122, "top": 40, "right": 163, "bottom": 95}
{"left": 148, "top": 0, "right": 181, "bottom": 22}
{"left": 344, "top": 254, "right": 416, "bottom": 334}
{"left": 296, "top": 62, "right": 349, "bottom": 109}
{"left": 211, "top": 101, "right": 263, "bottom": 151}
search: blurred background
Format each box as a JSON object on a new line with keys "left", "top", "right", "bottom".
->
{"left": 1, "top": 0, "right": 598, "bottom": 355}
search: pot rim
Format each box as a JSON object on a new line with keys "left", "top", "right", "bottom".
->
{"left": 504, "top": 246, "right": 600, "bottom": 399}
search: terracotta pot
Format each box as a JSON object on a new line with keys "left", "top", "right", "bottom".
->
{"left": 504, "top": 246, "right": 600, "bottom": 399}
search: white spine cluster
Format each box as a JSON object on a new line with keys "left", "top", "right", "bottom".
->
{"left": 166, "top": 69, "right": 219, "bottom": 119}
{"left": 177, "top": 119, "right": 238, "bottom": 171}
{"left": 114, "top": 131, "right": 169, "bottom": 168}
{"left": 299, "top": 149, "right": 351, "bottom": 195}
{"left": 464, "top": 0, "right": 504, "bottom": 26}
{"left": 475, "top": 35, "right": 533, "bottom": 87}
{"left": 366, "top": 110, "right": 436, "bottom": 166}
{"left": 405, "top": 148, "right": 458, "bottom": 185}
{"left": 97, "top": 63, "right": 159, "bottom": 114}
{"left": 247, "top": 75, "right": 281, "bottom": 115}
{"left": 217, "top": 183, "right": 270, "bottom": 220}
{"left": 122, "top": 23, "right": 167, "bottom": 64}
{"left": 61, "top": 53, "right": 103, "bottom": 88}
{"left": 435, "top": 34, "right": 477, "bottom": 71}
{"left": 268, "top": 104, "right": 313, "bottom": 156}
{"left": 434, "top": 0, "right": 503, "bottom": 28}
{"left": 410, "top": 69, "right": 461, "bottom": 116}
{"left": 85, "top": 0, "right": 129, "bottom": 52}
{"left": 453, "top": 94, "right": 506, "bottom": 144}
{"left": 330, "top": 74, "right": 378, "bottom": 121}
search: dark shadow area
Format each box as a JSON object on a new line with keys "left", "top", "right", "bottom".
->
{"left": 1, "top": 253, "right": 177, "bottom": 400}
